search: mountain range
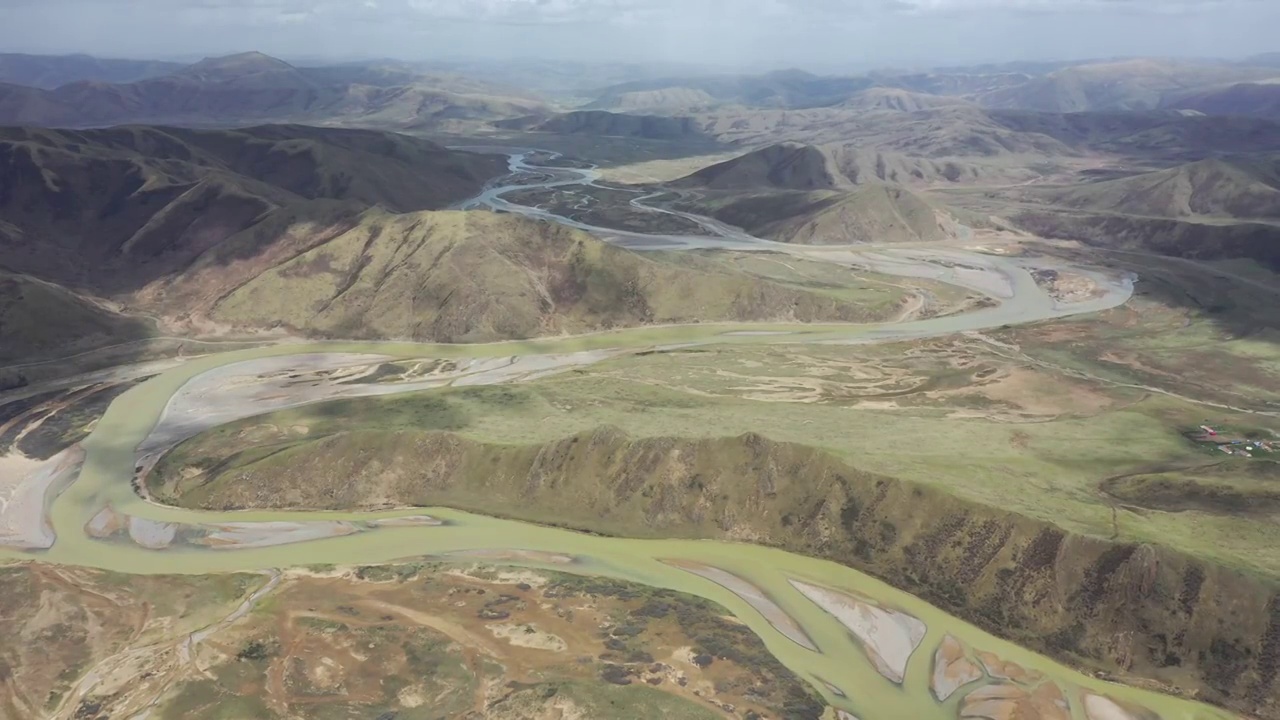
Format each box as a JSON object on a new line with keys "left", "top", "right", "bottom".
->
{"left": 0, "top": 52, "right": 545, "bottom": 129}
{"left": 582, "top": 58, "right": 1280, "bottom": 119}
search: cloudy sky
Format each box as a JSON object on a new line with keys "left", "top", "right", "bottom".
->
{"left": 3, "top": 0, "right": 1277, "bottom": 70}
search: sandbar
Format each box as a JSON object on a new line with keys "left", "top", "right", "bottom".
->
{"left": 788, "top": 579, "right": 926, "bottom": 684}
{"left": 664, "top": 559, "right": 818, "bottom": 651}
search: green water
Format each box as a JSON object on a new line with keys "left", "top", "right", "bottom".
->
{"left": 6, "top": 336, "right": 1239, "bottom": 720}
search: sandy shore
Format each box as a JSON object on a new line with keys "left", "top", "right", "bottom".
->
{"left": 138, "top": 350, "right": 624, "bottom": 467}
{"left": 195, "top": 521, "right": 361, "bottom": 549}
{"left": 0, "top": 446, "right": 84, "bottom": 549}
{"left": 664, "top": 559, "right": 819, "bottom": 651}
{"left": 788, "top": 579, "right": 926, "bottom": 684}
{"left": 1083, "top": 694, "right": 1151, "bottom": 720}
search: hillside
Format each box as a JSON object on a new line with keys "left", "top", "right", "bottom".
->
{"left": 0, "top": 52, "right": 547, "bottom": 129}
{"left": 204, "top": 209, "right": 903, "bottom": 342}
{"left": 1029, "top": 157, "right": 1280, "bottom": 220}
{"left": 497, "top": 110, "right": 711, "bottom": 141}
{"left": 675, "top": 143, "right": 839, "bottom": 190}
{"left": 0, "top": 124, "right": 507, "bottom": 288}
{"left": 680, "top": 185, "right": 952, "bottom": 246}
{"left": 838, "top": 87, "right": 975, "bottom": 113}
{"left": 1002, "top": 156, "right": 1280, "bottom": 269}
{"left": 150, "top": 420, "right": 1280, "bottom": 720}
{"left": 1164, "top": 80, "right": 1280, "bottom": 120}
{"left": 0, "top": 52, "right": 181, "bottom": 89}
{"left": 0, "top": 271, "right": 153, "bottom": 363}
{"left": 672, "top": 144, "right": 953, "bottom": 244}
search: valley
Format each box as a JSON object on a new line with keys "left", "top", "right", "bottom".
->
{"left": 1, "top": 45, "right": 1279, "bottom": 720}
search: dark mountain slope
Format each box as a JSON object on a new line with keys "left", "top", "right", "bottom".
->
{"left": 0, "top": 124, "right": 507, "bottom": 291}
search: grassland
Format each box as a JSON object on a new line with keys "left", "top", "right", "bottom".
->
{"left": 153, "top": 322, "right": 1279, "bottom": 581}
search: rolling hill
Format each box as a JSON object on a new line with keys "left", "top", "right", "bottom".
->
{"left": 0, "top": 52, "right": 547, "bottom": 129}
{"left": 673, "top": 144, "right": 955, "bottom": 244}
{"left": 496, "top": 110, "right": 711, "bottom": 141}
{"left": 0, "top": 124, "right": 906, "bottom": 355}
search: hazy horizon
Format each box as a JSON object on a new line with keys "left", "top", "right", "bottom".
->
{"left": 4, "top": 0, "right": 1279, "bottom": 73}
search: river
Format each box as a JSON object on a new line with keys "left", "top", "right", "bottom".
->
{"left": 0, "top": 151, "right": 1230, "bottom": 720}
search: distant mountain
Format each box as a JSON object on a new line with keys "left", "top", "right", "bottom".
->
{"left": 1163, "top": 80, "right": 1280, "bottom": 120}
{"left": 0, "top": 52, "right": 547, "bottom": 129}
{"left": 868, "top": 71, "right": 1033, "bottom": 98}
{"left": 1029, "top": 157, "right": 1280, "bottom": 220}
{"left": 1011, "top": 156, "right": 1280, "bottom": 269}
{"left": 839, "top": 88, "right": 975, "bottom": 113}
{"left": 496, "top": 110, "right": 712, "bottom": 141}
{"left": 583, "top": 87, "right": 717, "bottom": 114}
{"left": 976, "top": 59, "right": 1277, "bottom": 112}
{"left": 987, "top": 109, "right": 1280, "bottom": 160}
{"left": 1243, "top": 53, "right": 1280, "bottom": 68}
{"left": 173, "top": 51, "right": 295, "bottom": 82}
{"left": 589, "top": 69, "right": 876, "bottom": 111}
{"left": 0, "top": 53, "right": 181, "bottom": 89}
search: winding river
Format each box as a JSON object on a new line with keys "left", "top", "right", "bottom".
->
{"left": 1, "top": 151, "right": 1231, "bottom": 720}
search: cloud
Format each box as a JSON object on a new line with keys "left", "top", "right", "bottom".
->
{"left": 0, "top": 0, "right": 1275, "bottom": 67}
